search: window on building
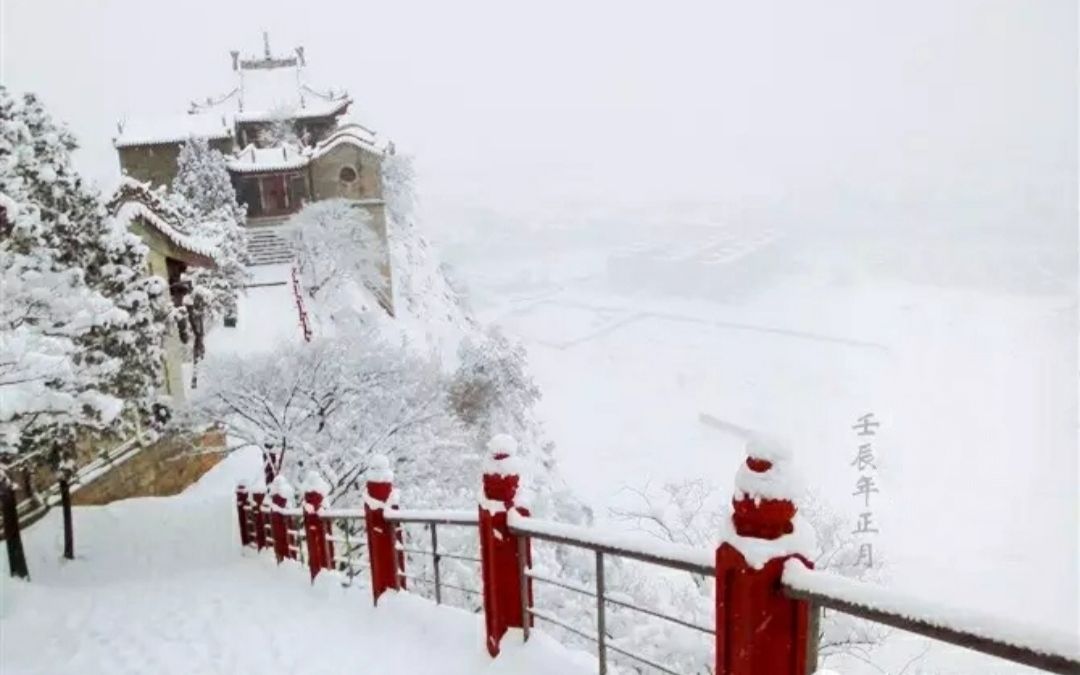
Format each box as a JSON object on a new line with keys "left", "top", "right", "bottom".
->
{"left": 339, "top": 166, "right": 357, "bottom": 183}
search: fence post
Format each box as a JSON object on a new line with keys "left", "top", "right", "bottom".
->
{"left": 269, "top": 474, "right": 295, "bottom": 563}
{"left": 715, "top": 438, "right": 814, "bottom": 675}
{"left": 236, "top": 481, "right": 250, "bottom": 547}
{"left": 252, "top": 487, "right": 268, "bottom": 551}
{"left": 301, "top": 470, "right": 331, "bottom": 581}
{"left": 478, "top": 434, "right": 532, "bottom": 658}
{"left": 364, "top": 455, "right": 403, "bottom": 605}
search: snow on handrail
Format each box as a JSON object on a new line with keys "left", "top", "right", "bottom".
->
{"left": 319, "top": 508, "right": 365, "bottom": 518}
{"left": 386, "top": 509, "right": 479, "bottom": 525}
{"left": 507, "top": 511, "right": 714, "bottom": 576}
{"left": 782, "top": 561, "right": 1080, "bottom": 675}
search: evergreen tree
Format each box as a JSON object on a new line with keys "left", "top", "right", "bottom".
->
{"left": 171, "top": 137, "right": 248, "bottom": 319}
{"left": 0, "top": 87, "right": 169, "bottom": 565}
{"left": 170, "top": 138, "right": 249, "bottom": 386}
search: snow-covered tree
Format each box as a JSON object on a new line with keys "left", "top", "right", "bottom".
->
{"left": 1, "top": 88, "right": 169, "bottom": 425}
{"left": 170, "top": 137, "right": 248, "bottom": 381}
{"left": 191, "top": 333, "right": 467, "bottom": 504}
{"left": 1, "top": 88, "right": 170, "bottom": 566}
{"left": 449, "top": 327, "right": 541, "bottom": 437}
{"left": 287, "top": 198, "right": 389, "bottom": 318}
{"left": 256, "top": 107, "right": 300, "bottom": 147}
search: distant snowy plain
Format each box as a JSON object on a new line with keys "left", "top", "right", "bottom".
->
{"left": 435, "top": 211, "right": 1078, "bottom": 674}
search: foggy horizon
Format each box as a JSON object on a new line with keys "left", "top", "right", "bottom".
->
{"left": 3, "top": 0, "right": 1076, "bottom": 241}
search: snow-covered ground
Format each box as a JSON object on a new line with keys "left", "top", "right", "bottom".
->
{"left": 0, "top": 447, "right": 593, "bottom": 675}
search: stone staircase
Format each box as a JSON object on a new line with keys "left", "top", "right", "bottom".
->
{"left": 245, "top": 226, "right": 295, "bottom": 266}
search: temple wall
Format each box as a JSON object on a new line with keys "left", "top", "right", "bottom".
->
{"left": 308, "top": 143, "right": 382, "bottom": 201}
{"left": 117, "top": 138, "right": 233, "bottom": 188}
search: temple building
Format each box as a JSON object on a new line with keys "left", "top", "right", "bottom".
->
{"left": 112, "top": 33, "right": 393, "bottom": 287}
{"left": 111, "top": 35, "right": 396, "bottom": 402}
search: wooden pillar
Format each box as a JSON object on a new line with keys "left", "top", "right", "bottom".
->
{"left": 301, "top": 470, "right": 331, "bottom": 581}
{"left": 716, "top": 442, "right": 813, "bottom": 675}
{"left": 478, "top": 435, "right": 532, "bottom": 658}
{"left": 269, "top": 474, "right": 295, "bottom": 563}
{"left": 364, "top": 455, "right": 403, "bottom": 605}
{"left": 252, "top": 490, "right": 267, "bottom": 551}
{"left": 235, "top": 482, "right": 251, "bottom": 547}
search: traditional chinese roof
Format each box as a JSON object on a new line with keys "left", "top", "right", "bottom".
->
{"left": 107, "top": 178, "right": 218, "bottom": 267}
{"left": 189, "top": 36, "right": 351, "bottom": 124}
{"left": 113, "top": 113, "right": 234, "bottom": 149}
{"left": 312, "top": 123, "right": 387, "bottom": 157}
{"left": 226, "top": 125, "right": 388, "bottom": 175}
{"left": 226, "top": 143, "right": 309, "bottom": 174}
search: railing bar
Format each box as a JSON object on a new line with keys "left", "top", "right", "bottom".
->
{"left": 388, "top": 514, "right": 480, "bottom": 526}
{"left": 805, "top": 601, "right": 820, "bottom": 675}
{"left": 602, "top": 595, "right": 715, "bottom": 636}
{"left": 436, "top": 552, "right": 482, "bottom": 563}
{"left": 529, "top": 608, "right": 599, "bottom": 644}
{"left": 526, "top": 570, "right": 596, "bottom": 598}
{"left": 431, "top": 523, "right": 442, "bottom": 606}
{"left": 440, "top": 582, "right": 481, "bottom": 596}
{"left": 401, "top": 575, "right": 481, "bottom": 596}
{"left": 596, "top": 551, "right": 607, "bottom": 675}
{"left": 517, "top": 534, "right": 530, "bottom": 642}
{"left": 605, "top": 641, "right": 686, "bottom": 675}
{"left": 782, "top": 585, "right": 1080, "bottom": 675}
{"left": 396, "top": 546, "right": 433, "bottom": 556}
{"left": 392, "top": 546, "right": 480, "bottom": 564}
{"left": 509, "top": 525, "right": 714, "bottom": 577}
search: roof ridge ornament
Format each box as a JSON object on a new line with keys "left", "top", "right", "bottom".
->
{"left": 236, "top": 32, "right": 300, "bottom": 71}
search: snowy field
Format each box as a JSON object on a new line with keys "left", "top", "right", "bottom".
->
{"left": 437, "top": 217, "right": 1079, "bottom": 674}
{"left": 0, "top": 447, "right": 593, "bottom": 675}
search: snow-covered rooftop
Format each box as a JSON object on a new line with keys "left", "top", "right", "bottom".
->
{"left": 107, "top": 178, "right": 218, "bottom": 265}
{"left": 225, "top": 126, "right": 387, "bottom": 174}
{"left": 226, "top": 143, "right": 310, "bottom": 173}
{"left": 113, "top": 113, "right": 234, "bottom": 149}
{"left": 312, "top": 123, "right": 388, "bottom": 157}
{"left": 189, "top": 43, "right": 351, "bottom": 125}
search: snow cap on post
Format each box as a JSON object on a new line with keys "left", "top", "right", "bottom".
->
{"left": 365, "top": 454, "right": 395, "bottom": 506}
{"left": 731, "top": 434, "right": 800, "bottom": 540}
{"left": 484, "top": 434, "right": 520, "bottom": 476}
{"left": 299, "top": 469, "right": 330, "bottom": 497}
{"left": 268, "top": 473, "right": 295, "bottom": 500}
{"left": 483, "top": 434, "right": 521, "bottom": 506}
{"left": 367, "top": 454, "right": 394, "bottom": 484}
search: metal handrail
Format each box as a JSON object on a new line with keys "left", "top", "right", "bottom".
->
{"left": 507, "top": 516, "right": 713, "bottom": 577}
{"left": 528, "top": 608, "right": 683, "bottom": 675}
{"left": 387, "top": 509, "right": 479, "bottom": 526}
{"left": 781, "top": 564, "right": 1080, "bottom": 675}
{"left": 513, "top": 518, "right": 711, "bottom": 675}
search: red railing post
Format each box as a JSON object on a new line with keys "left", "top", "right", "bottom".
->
{"left": 301, "top": 470, "right": 331, "bottom": 581}
{"left": 478, "top": 435, "right": 532, "bottom": 658}
{"left": 716, "top": 439, "right": 814, "bottom": 675}
{"left": 269, "top": 474, "right": 295, "bottom": 563}
{"left": 235, "top": 482, "right": 250, "bottom": 547}
{"left": 252, "top": 488, "right": 268, "bottom": 551}
{"left": 364, "top": 455, "right": 403, "bottom": 605}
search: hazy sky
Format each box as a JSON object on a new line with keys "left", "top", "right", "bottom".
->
{"left": 2, "top": 0, "right": 1076, "bottom": 233}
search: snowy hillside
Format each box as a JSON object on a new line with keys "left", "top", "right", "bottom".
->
{"left": 0, "top": 447, "right": 592, "bottom": 675}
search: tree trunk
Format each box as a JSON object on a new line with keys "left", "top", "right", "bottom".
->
{"left": 1, "top": 480, "right": 29, "bottom": 579}
{"left": 59, "top": 477, "right": 74, "bottom": 560}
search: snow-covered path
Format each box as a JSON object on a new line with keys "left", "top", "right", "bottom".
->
{"left": 0, "top": 448, "right": 593, "bottom": 675}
